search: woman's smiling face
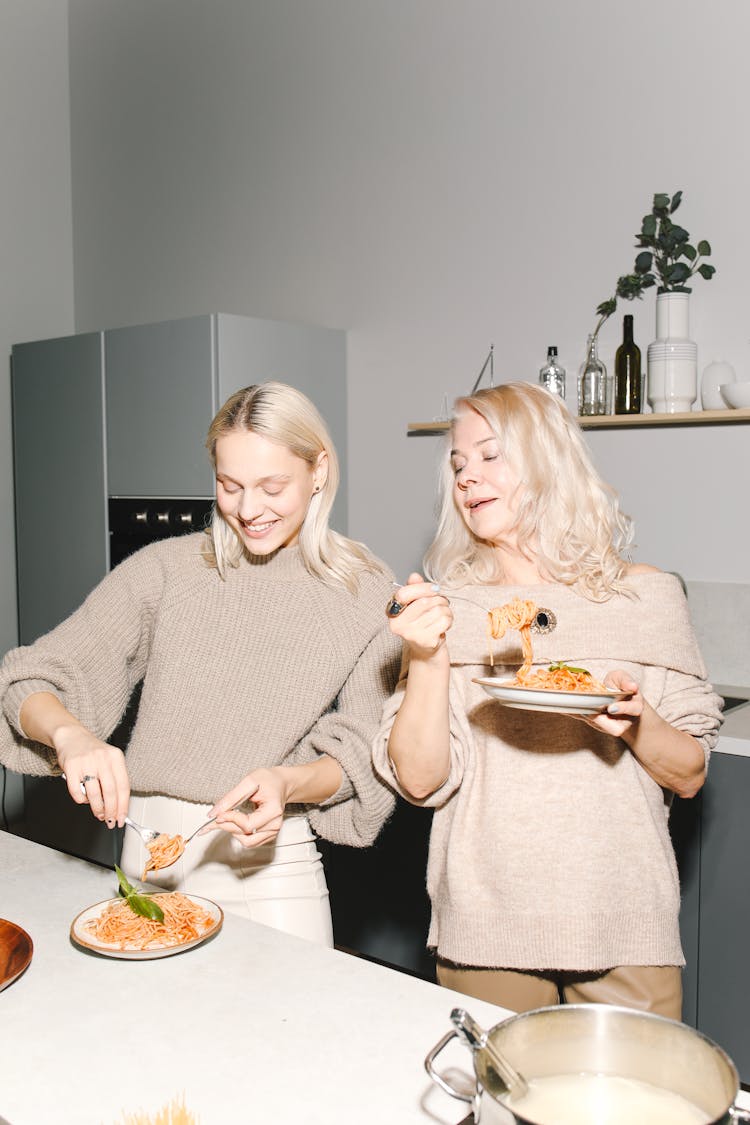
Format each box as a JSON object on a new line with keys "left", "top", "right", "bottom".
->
{"left": 214, "top": 429, "right": 323, "bottom": 556}
{"left": 450, "top": 408, "right": 523, "bottom": 548}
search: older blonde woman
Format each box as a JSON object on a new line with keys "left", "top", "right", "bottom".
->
{"left": 374, "top": 382, "right": 721, "bottom": 1016}
{"left": 1, "top": 382, "right": 400, "bottom": 944}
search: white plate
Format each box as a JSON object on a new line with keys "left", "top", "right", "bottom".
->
{"left": 473, "top": 678, "right": 629, "bottom": 716}
{"left": 70, "top": 894, "right": 223, "bottom": 960}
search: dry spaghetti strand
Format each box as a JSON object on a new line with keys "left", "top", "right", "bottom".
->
{"left": 487, "top": 597, "right": 538, "bottom": 673}
{"left": 114, "top": 1093, "right": 199, "bottom": 1124}
{"left": 85, "top": 892, "right": 215, "bottom": 951}
{"left": 142, "top": 833, "right": 186, "bottom": 880}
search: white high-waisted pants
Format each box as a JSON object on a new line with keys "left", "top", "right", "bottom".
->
{"left": 121, "top": 794, "right": 333, "bottom": 947}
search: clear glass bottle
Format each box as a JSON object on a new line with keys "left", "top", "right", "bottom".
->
{"left": 614, "top": 314, "right": 642, "bottom": 414}
{"left": 578, "top": 334, "right": 607, "bottom": 416}
{"left": 539, "top": 345, "right": 566, "bottom": 399}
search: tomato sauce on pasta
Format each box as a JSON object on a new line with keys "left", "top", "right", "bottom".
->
{"left": 85, "top": 892, "right": 215, "bottom": 950}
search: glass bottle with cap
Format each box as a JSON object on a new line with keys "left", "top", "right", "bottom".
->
{"left": 538, "top": 346, "right": 566, "bottom": 399}
{"left": 578, "top": 334, "right": 607, "bottom": 416}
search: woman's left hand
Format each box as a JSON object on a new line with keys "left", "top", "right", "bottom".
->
{"left": 208, "top": 769, "right": 288, "bottom": 848}
{"left": 580, "top": 667, "right": 706, "bottom": 798}
{"left": 584, "top": 668, "right": 642, "bottom": 739}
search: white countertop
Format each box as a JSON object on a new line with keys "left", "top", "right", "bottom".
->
{"left": 0, "top": 832, "right": 509, "bottom": 1125}
{"left": 714, "top": 686, "right": 750, "bottom": 758}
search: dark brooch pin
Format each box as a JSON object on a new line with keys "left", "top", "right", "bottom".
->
{"left": 530, "top": 608, "right": 557, "bottom": 634}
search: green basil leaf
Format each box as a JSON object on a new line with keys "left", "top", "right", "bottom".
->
{"left": 548, "top": 661, "right": 591, "bottom": 676}
{"left": 115, "top": 863, "right": 136, "bottom": 900}
{"left": 128, "top": 893, "right": 165, "bottom": 923}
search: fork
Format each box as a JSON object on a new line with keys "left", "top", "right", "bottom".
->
{"left": 123, "top": 813, "right": 221, "bottom": 847}
{"left": 123, "top": 801, "right": 250, "bottom": 848}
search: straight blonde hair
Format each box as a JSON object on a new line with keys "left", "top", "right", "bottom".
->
{"left": 424, "top": 382, "right": 635, "bottom": 601}
{"left": 204, "top": 382, "right": 383, "bottom": 592}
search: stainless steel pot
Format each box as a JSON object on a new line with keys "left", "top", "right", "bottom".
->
{"left": 425, "top": 1004, "right": 750, "bottom": 1124}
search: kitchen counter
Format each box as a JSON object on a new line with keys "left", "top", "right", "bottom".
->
{"left": 0, "top": 831, "right": 507, "bottom": 1125}
{"left": 714, "top": 685, "right": 750, "bottom": 757}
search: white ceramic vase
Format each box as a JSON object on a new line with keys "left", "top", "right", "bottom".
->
{"left": 646, "top": 292, "right": 698, "bottom": 413}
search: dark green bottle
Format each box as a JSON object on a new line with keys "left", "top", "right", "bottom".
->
{"left": 614, "top": 314, "right": 642, "bottom": 414}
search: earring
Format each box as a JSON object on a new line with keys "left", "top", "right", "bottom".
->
{"left": 313, "top": 485, "right": 320, "bottom": 493}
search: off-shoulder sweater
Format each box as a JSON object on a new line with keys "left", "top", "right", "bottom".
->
{"left": 1, "top": 534, "right": 401, "bottom": 847}
{"left": 373, "top": 573, "right": 723, "bottom": 971}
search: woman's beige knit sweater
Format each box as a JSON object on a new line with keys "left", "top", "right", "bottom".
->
{"left": 373, "top": 573, "right": 723, "bottom": 971}
{"left": 1, "top": 534, "right": 401, "bottom": 846}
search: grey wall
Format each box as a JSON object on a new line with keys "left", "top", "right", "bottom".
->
{"left": 0, "top": 4, "right": 74, "bottom": 650}
{"left": 0, "top": 1, "right": 74, "bottom": 818}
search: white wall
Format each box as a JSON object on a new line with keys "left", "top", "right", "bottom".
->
{"left": 0, "top": 3, "right": 74, "bottom": 653}
{"left": 64, "top": 0, "right": 750, "bottom": 596}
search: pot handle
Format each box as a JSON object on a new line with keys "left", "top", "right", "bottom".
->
{"left": 424, "top": 1029, "right": 474, "bottom": 1104}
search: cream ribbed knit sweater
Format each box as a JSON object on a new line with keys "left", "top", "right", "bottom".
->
{"left": 1, "top": 534, "right": 400, "bottom": 846}
{"left": 373, "top": 573, "right": 723, "bottom": 970}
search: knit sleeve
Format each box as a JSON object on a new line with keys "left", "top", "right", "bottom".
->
{"left": 0, "top": 544, "right": 167, "bottom": 776}
{"left": 287, "top": 622, "right": 402, "bottom": 846}
{"left": 372, "top": 655, "right": 475, "bottom": 810}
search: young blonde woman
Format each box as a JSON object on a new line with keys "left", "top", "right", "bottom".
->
{"left": 373, "top": 381, "right": 722, "bottom": 1016}
{"left": 0, "top": 382, "right": 400, "bottom": 944}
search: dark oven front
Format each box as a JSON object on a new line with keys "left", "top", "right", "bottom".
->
{"left": 108, "top": 497, "right": 215, "bottom": 567}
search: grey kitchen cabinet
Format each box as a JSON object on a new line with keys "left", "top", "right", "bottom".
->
{"left": 9, "top": 312, "right": 346, "bottom": 867}
{"left": 107, "top": 314, "right": 347, "bottom": 524}
{"left": 695, "top": 750, "right": 750, "bottom": 1080}
{"left": 11, "top": 331, "right": 108, "bottom": 646}
{"left": 12, "top": 312, "right": 347, "bottom": 644}
{"left": 672, "top": 745, "right": 750, "bottom": 1082}
{"left": 105, "top": 317, "right": 216, "bottom": 497}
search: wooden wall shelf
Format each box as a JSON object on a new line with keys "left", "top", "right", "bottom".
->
{"left": 408, "top": 407, "right": 750, "bottom": 435}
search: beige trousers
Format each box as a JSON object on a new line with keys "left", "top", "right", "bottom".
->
{"left": 436, "top": 962, "right": 683, "bottom": 1021}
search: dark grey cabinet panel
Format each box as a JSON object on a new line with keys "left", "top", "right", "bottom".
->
{"left": 696, "top": 752, "right": 750, "bottom": 1080}
{"left": 670, "top": 792, "right": 702, "bottom": 1026}
{"left": 11, "top": 332, "right": 107, "bottom": 643}
{"left": 105, "top": 317, "right": 216, "bottom": 497}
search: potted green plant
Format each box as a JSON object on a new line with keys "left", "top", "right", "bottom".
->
{"left": 587, "top": 191, "right": 716, "bottom": 414}
{"left": 591, "top": 191, "right": 716, "bottom": 342}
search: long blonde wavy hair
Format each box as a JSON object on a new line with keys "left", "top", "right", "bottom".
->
{"left": 423, "top": 382, "right": 635, "bottom": 601}
{"left": 204, "top": 381, "right": 382, "bottom": 592}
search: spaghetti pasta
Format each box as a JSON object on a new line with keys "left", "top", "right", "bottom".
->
{"left": 85, "top": 892, "right": 215, "bottom": 951}
{"left": 487, "top": 598, "right": 607, "bottom": 693}
{"left": 487, "top": 597, "right": 538, "bottom": 674}
{"left": 142, "top": 833, "right": 186, "bottom": 880}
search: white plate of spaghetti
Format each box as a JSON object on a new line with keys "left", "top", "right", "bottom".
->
{"left": 70, "top": 893, "right": 223, "bottom": 960}
{"left": 473, "top": 677, "right": 629, "bottom": 716}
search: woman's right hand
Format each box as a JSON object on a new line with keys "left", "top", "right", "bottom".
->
{"left": 387, "top": 573, "right": 453, "bottom": 660}
{"left": 18, "top": 692, "right": 130, "bottom": 828}
{"left": 56, "top": 725, "right": 130, "bottom": 828}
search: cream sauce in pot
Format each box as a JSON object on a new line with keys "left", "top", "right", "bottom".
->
{"left": 505, "top": 1072, "right": 710, "bottom": 1124}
